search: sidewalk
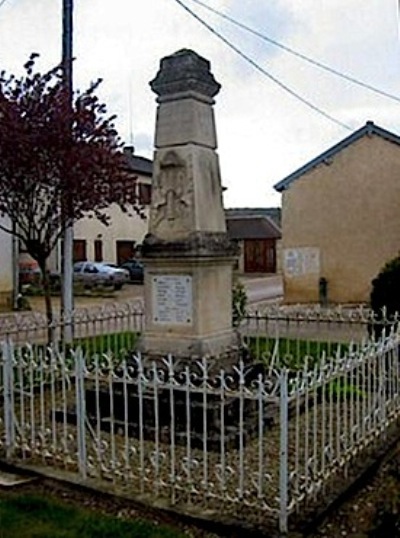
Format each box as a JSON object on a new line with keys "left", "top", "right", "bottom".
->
{"left": 2, "top": 274, "right": 283, "bottom": 317}
{"left": 0, "top": 285, "right": 144, "bottom": 318}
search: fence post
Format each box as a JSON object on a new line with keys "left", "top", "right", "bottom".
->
{"left": 2, "top": 340, "right": 15, "bottom": 460}
{"left": 279, "top": 368, "right": 289, "bottom": 535}
{"left": 75, "top": 347, "right": 87, "bottom": 479}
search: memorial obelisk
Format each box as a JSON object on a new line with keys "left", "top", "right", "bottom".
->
{"left": 140, "top": 49, "right": 238, "bottom": 358}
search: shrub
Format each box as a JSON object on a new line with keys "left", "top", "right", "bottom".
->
{"left": 232, "top": 280, "right": 248, "bottom": 326}
{"left": 370, "top": 254, "right": 400, "bottom": 338}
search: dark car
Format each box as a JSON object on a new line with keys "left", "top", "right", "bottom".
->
{"left": 119, "top": 259, "right": 144, "bottom": 284}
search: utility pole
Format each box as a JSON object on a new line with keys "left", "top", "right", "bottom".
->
{"left": 62, "top": 0, "right": 74, "bottom": 342}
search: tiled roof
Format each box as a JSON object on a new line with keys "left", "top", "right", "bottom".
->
{"left": 225, "top": 207, "right": 281, "bottom": 227}
{"left": 274, "top": 121, "right": 400, "bottom": 193}
{"left": 226, "top": 216, "right": 281, "bottom": 240}
{"left": 123, "top": 147, "right": 153, "bottom": 177}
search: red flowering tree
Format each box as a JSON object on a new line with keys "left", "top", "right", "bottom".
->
{"left": 0, "top": 55, "right": 140, "bottom": 327}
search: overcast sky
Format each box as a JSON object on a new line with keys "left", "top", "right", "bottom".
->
{"left": 1, "top": 0, "right": 399, "bottom": 207}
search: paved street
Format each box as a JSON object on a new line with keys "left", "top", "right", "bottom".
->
{"left": 24, "top": 274, "right": 283, "bottom": 315}
{"left": 242, "top": 274, "right": 283, "bottom": 305}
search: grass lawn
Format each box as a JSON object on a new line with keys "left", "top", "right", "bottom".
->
{"left": 0, "top": 494, "right": 184, "bottom": 538}
{"left": 18, "top": 331, "right": 140, "bottom": 364}
{"left": 247, "top": 336, "right": 350, "bottom": 369}
{"left": 73, "top": 331, "right": 140, "bottom": 358}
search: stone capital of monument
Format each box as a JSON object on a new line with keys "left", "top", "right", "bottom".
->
{"left": 150, "top": 48, "right": 221, "bottom": 103}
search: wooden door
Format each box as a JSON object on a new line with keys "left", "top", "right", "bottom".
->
{"left": 73, "top": 240, "right": 87, "bottom": 262}
{"left": 264, "top": 239, "right": 276, "bottom": 273}
{"left": 244, "top": 239, "right": 276, "bottom": 273}
{"left": 94, "top": 240, "right": 103, "bottom": 262}
{"left": 116, "top": 241, "right": 135, "bottom": 265}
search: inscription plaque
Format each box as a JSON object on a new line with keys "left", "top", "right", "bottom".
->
{"left": 152, "top": 275, "right": 193, "bottom": 324}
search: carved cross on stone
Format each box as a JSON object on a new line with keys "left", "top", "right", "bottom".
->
{"left": 151, "top": 151, "right": 193, "bottom": 234}
{"left": 157, "top": 168, "right": 187, "bottom": 221}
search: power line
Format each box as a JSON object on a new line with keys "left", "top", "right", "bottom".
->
{"left": 172, "top": 0, "right": 352, "bottom": 131}
{"left": 188, "top": 0, "right": 400, "bottom": 105}
{"left": 398, "top": 1, "right": 400, "bottom": 43}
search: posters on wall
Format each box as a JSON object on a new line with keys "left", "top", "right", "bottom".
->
{"left": 283, "top": 247, "right": 320, "bottom": 277}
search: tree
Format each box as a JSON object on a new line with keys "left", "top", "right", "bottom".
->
{"left": 0, "top": 55, "right": 141, "bottom": 333}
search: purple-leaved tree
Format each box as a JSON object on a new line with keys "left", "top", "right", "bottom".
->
{"left": 0, "top": 55, "right": 141, "bottom": 332}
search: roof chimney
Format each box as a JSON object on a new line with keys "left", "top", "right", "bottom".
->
{"left": 123, "top": 145, "right": 135, "bottom": 156}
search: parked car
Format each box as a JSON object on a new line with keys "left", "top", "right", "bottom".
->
{"left": 118, "top": 259, "right": 144, "bottom": 284}
{"left": 19, "top": 261, "right": 60, "bottom": 288}
{"left": 19, "top": 262, "right": 41, "bottom": 285}
{"left": 73, "top": 261, "right": 129, "bottom": 290}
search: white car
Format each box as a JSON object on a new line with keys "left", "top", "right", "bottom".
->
{"left": 73, "top": 261, "right": 129, "bottom": 290}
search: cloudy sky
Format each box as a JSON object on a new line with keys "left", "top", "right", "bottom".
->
{"left": 1, "top": 0, "right": 399, "bottom": 207}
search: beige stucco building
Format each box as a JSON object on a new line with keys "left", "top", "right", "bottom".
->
{"left": 274, "top": 121, "right": 400, "bottom": 305}
{"left": 73, "top": 147, "right": 152, "bottom": 264}
{"left": 4, "top": 169, "right": 149, "bottom": 304}
{"left": 18, "top": 148, "right": 152, "bottom": 283}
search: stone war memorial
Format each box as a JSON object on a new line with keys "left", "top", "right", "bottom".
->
{"left": 140, "top": 48, "right": 239, "bottom": 363}
{"left": 129, "top": 49, "right": 254, "bottom": 449}
{"left": 80, "top": 50, "right": 255, "bottom": 452}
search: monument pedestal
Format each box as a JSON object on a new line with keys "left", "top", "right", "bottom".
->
{"left": 140, "top": 235, "right": 239, "bottom": 357}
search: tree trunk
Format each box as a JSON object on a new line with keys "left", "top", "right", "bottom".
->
{"left": 37, "top": 257, "right": 54, "bottom": 345}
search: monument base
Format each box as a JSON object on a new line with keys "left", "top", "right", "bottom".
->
{"left": 57, "top": 379, "right": 261, "bottom": 453}
{"left": 138, "top": 328, "right": 240, "bottom": 358}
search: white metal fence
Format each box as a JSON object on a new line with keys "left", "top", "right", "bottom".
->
{"left": 0, "top": 306, "right": 400, "bottom": 534}
{"left": 0, "top": 301, "right": 392, "bottom": 357}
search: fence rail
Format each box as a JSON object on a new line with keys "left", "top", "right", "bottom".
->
{"left": 243, "top": 304, "right": 387, "bottom": 343}
{"left": 0, "top": 305, "right": 400, "bottom": 534}
{"left": 0, "top": 301, "right": 144, "bottom": 354}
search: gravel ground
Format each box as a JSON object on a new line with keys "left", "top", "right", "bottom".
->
{"left": 307, "top": 440, "right": 400, "bottom": 538}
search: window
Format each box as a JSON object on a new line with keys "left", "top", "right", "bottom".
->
{"left": 139, "top": 183, "right": 151, "bottom": 205}
{"left": 84, "top": 263, "right": 98, "bottom": 274}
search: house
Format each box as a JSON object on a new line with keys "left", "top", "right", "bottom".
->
{"left": 0, "top": 216, "right": 15, "bottom": 309}
{"left": 226, "top": 212, "right": 281, "bottom": 274}
{"left": 274, "top": 121, "right": 400, "bottom": 304}
{"left": 72, "top": 146, "right": 152, "bottom": 264}
{"left": 12, "top": 146, "right": 152, "bottom": 301}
